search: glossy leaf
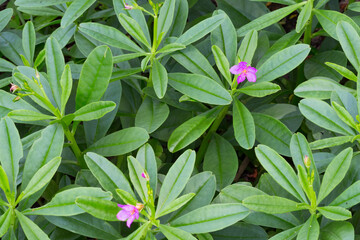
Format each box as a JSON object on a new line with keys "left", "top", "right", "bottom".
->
{"left": 73, "top": 101, "right": 116, "bottom": 121}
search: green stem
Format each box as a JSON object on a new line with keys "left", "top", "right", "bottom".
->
{"left": 195, "top": 105, "right": 230, "bottom": 167}
{"left": 62, "top": 123, "right": 86, "bottom": 168}
{"left": 303, "top": 13, "right": 314, "bottom": 45}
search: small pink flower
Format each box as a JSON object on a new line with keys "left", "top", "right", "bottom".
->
{"left": 124, "top": 3, "right": 133, "bottom": 9}
{"left": 10, "top": 84, "right": 20, "bottom": 93}
{"left": 304, "top": 155, "right": 311, "bottom": 168}
{"left": 230, "top": 61, "right": 257, "bottom": 83}
{"left": 117, "top": 204, "right": 143, "bottom": 228}
{"left": 141, "top": 172, "right": 150, "bottom": 181}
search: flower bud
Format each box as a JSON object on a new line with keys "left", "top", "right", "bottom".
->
{"left": 135, "top": 203, "right": 144, "bottom": 211}
{"left": 141, "top": 172, "right": 150, "bottom": 181}
{"left": 124, "top": 3, "right": 133, "bottom": 9}
{"left": 304, "top": 155, "right": 311, "bottom": 169}
{"left": 10, "top": 84, "right": 20, "bottom": 93}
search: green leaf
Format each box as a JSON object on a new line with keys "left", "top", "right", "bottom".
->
{"left": 170, "top": 203, "right": 249, "bottom": 234}
{"left": 20, "top": 157, "right": 61, "bottom": 201}
{"left": 294, "top": 77, "right": 353, "bottom": 100}
{"left": 85, "top": 127, "right": 149, "bottom": 156}
{"left": 51, "top": 21, "right": 76, "bottom": 48}
{"left": 0, "top": 9, "right": 13, "bottom": 32}
{"left": 16, "top": 210, "right": 50, "bottom": 240}
{"left": 0, "top": 117, "right": 22, "bottom": 192}
{"left": 126, "top": 222, "right": 151, "bottom": 240}
{"left": 113, "top": 52, "right": 147, "bottom": 63}
{"left": 157, "top": 0, "right": 176, "bottom": 40}
{"left": 0, "top": 166, "right": 11, "bottom": 202}
{"left": 0, "top": 58, "right": 15, "bottom": 72}
{"left": 203, "top": 134, "right": 238, "bottom": 190}
{"left": 297, "top": 215, "right": 319, "bottom": 240}
{"left": 17, "top": 6, "right": 64, "bottom": 16}
{"left": 22, "top": 21, "right": 35, "bottom": 66}
{"left": 167, "top": 107, "right": 221, "bottom": 152}
{"left": 127, "top": 156, "right": 148, "bottom": 202}
{"left": 172, "top": 45, "right": 222, "bottom": 85}
{"left": 211, "top": 10, "right": 237, "bottom": 65}
{"left": 60, "top": 64, "right": 72, "bottom": 114}
{"left": 320, "top": 221, "right": 354, "bottom": 240}
{"left": 243, "top": 195, "right": 306, "bottom": 214}
{"left": 157, "top": 193, "right": 195, "bottom": 218}
{"left": 253, "top": 113, "right": 292, "bottom": 156}
{"left": 24, "top": 187, "right": 112, "bottom": 216}
{"left": 317, "top": 206, "right": 351, "bottom": 221}
{"left": 318, "top": 148, "right": 353, "bottom": 204}
{"left": 176, "top": 14, "right": 225, "bottom": 46}
{"left": 118, "top": 13, "right": 150, "bottom": 49}
{"left": 269, "top": 226, "right": 302, "bottom": 240}
{"left": 237, "top": 2, "right": 305, "bottom": 37}
{"left": 156, "top": 43, "right": 185, "bottom": 55}
{"left": 212, "top": 45, "right": 232, "bottom": 85}
{"left": 75, "top": 196, "right": 119, "bottom": 221}
{"left": 237, "top": 82, "right": 280, "bottom": 97}
{"left": 75, "top": 45, "right": 113, "bottom": 109}
{"left": 168, "top": 73, "right": 231, "bottom": 105}
{"left": 135, "top": 97, "right": 169, "bottom": 133}
{"left": 79, "top": 22, "right": 144, "bottom": 53}
{"left": 151, "top": 58, "right": 168, "bottom": 99}
{"left": 45, "top": 214, "right": 120, "bottom": 239}
{"left": 15, "top": 0, "right": 71, "bottom": 7}
{"left": 8, "top": 110, "right": 55, "bottom": 121}
{"left": 299, "top": 99, "right": 355, "bottom": 136}
{"left": 297, "top": 165, "right": 314, "bottom": 204}
{"left": 61, "top": 0, "right": 96, "bottom": 28}
{"left": 116, "top": 189, "right": 137, "bottom": 205}
{"left": 332, "top": 101, "right": 357, "bottom": 129}
{"left": 73, "top": 101, "right": 116, "bottom": 121}
{"left": 238, "top": 30, "right": 258, "bottom": 65}
{"left": 309, "top": 136, "right": 353, "bottom": 150}
{"left": 45, "top": 37, "right": 64, "bottom": 108}
{"left": 330, "top": 180, "right": 360, "bottom": 208}
{"left": 295, "top": 0, "right": 312, "bottom": 33}
{"left": 336, "top": 21, "right": 360, "bottom": 72}
{"left": 159, "top": 224, "right": 197, "bottom": 240}
{"left": 348, "top": 2, "right": 360, "bottom": 12}
{"left": 157, "top": 150, "right": 195, "bottom": 214}
{"left": 255, "top": 145, "right": 307, "bottom": 203}
{"left": 325, "top": 62, "right": 357, "bottom": 82}
{"left": 255, "top": 44, "right": 310, "bottom": 83}
{"left": 84, "top": 152, "right": 134, "bottom": 200}
{"left": 0, "top": 208, "right": 11, "bottom": 238}
{"left": 314, "top": 9, "right": 360, "bottom": 41}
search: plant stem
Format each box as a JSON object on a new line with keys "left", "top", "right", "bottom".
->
{"left": 62, "top": 123, "right": 86, "bottom": 168}
{"left": 195, "top": 105, "right": 230, "bottom": 167}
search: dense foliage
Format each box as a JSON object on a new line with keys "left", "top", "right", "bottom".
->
{"left": 1, "top": 0, "right": 360, "bottom": 239}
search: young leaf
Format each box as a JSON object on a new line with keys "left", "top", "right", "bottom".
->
{"left": 73, "top": 101, "right": 116, "bottom": 121}
{"left": 318, "top": 148, "right": 353, "bottom": 204}
{"left": 85, "top": 127, "right": 149, "bottom": 157}
{"left": 212, "top": 45, "right": 232, "bottom": 85}
{"left": 113, "top": 52, "right": 147, "bottom": 63}
{"left": 255, "top": 145, "right": 307, "bottom": 203}
{"left": 295, "top": 0, "right": 312, "bottom": 33}
{"left": 238, "top": 30, "right": 258, "bottom": 65}
{"left": 170, "top": 203, "right": 249, "bottom": 234}
{"left": 332, "top": 101, "right": 357, "bottom": 129}
{"left": 317, "top": 206, "right": 351, "bottom": 221}
{"left": 76, "top": 45, "right": 113, "bottom": 109}
{"left": 296, "top": 215, "right": 319, "bottom": 240}
{"left": 8, "top": 110, "right": 55, "bottom": 121}
{"left": 76, "top": 196, "right": 119, "bottom": 221}
{"left": 151, "top": 58, "right": 168, "bottom": 99}
{"left": 20, "top": 157, "right": 61, "bottom": 201}
{"left": 309, "top": 136, "right": 353, "bottom": 150}
{"left": 16, "top": 210, "right": 50, "bottom": 240}
{"left": 61, "top": 0, "right": 96, "bottom": 28}
{"left": 60, "top": 64, "right": 72, "bottom": 114}
{"left": 168, "top": 107, "right": 221, "bottom": 152}
{"left": 325, "top": 62, "right": 357, "bottom": 82}
{"left": 156, "top": 0, "right": 176, "bottom": 40}
{"left": 156, "top": 150, "right": 195, "bottom": 215}
{"left": 118, "top": 13, "right": 151, "bottom": 49}
{"left": 22, "top": 21, "right": 35, "bottom": 66}
{"left": 136, "top": 144, "right": 157, "bottom": 197}
{"left": 127, "top": 156, "right": 148, "bottom": 202}
{"left": 0, "top": 208, "right": 11, "bottom": 238}
{"left": 0, "top": 166, "right": 11, "bottom": 202}
{"left": 157, "top": 193, "right": 195, "bottom": 218}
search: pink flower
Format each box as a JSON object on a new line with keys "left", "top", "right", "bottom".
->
{"left": 141, "top": 172, "right": 149, "bottom": 181}
{"left": 117, "top": 203, "right": 143, "bottom": 228}
{"left": 10, "top": 83, "right": 20, "bottom": 93}
{"left": 124, "top": 3, "right": 133, "bottom": 9}
{"left": 230, "top": 61, "right": 257, "bottom": 83}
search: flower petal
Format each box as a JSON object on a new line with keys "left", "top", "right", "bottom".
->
{"left": 230, "top": 64, "right": 242, "bottom": 74}
{"left": 247, "top": 66, "right": 258, "bottom": 73}
{"left": 126, "top": 214, "right": 136, "bottom": 228}
{"left": 237, "top": 74, "right": 246, "bottom": 83}
{"left": 117, "top": 210, "right": 131, "bottom": 221}
{"left": 118, "top": 204, "right": 135, "bottom": 211}
{"left": 246, "top": 72, "right": 257, "bottom": 82}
